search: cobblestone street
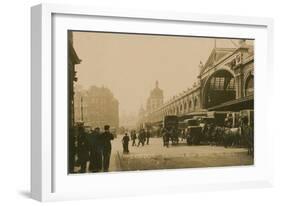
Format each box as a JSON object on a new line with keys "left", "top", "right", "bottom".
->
{"left": 109, "top": 135, "right": 253, "bottom": 172}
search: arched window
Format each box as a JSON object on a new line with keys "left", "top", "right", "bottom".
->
{"left": 204, "top": 69, "right": 236, "bottom": 108}
{"left": 189, "top": 100, "right": 192, "bottom": 111}
{"left": 245, "top": 75, "right": 254, "bottom": 96}
{"left": 194, "top": 98, "right": 197, "bottom": 109}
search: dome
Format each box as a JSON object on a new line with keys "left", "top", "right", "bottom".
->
{"left": 150, "top": 81, "right": 163, "bottom": 98}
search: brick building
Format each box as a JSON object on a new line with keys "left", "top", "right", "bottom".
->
{"left": 74, "top": 85, "right": 119, "bottom": 129}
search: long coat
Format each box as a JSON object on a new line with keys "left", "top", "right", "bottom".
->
{"left": 100, "top": 131, "right": 114, "bottom": 151}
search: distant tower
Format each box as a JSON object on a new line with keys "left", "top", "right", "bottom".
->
{"left": 146, "top": 81, "right": 164, "bottom": 114}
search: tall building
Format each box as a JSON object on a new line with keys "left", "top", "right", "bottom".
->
{"left": 146, "top": 81, "right": 164, "bottom": 114}
{"left": 74, "top": 85, "right": 119, "bottom": 129}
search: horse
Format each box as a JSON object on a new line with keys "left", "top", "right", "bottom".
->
{"left": 212, "top": 126, "right": 225, "bottom": 146}
{"left": 222, "top": 127, "right": 242, "bottom": 148}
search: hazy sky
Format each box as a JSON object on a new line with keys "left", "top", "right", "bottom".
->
{"left": 73, "top": 31, "right": 247, "bottom": 115}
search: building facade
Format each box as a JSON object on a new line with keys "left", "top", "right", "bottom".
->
{"left": 68, "top": 31, "right": 81, "bottom": 173}
{"left": 141, "top": 40, "right": 254, "bottom": 126}
{"left": 68, "top": 31, "right": 81, "bottom": 128}
{"left": 74, "top": 85, "right": 119, "bottom": 129}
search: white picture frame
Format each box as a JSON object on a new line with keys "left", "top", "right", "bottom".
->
{"left": 31, "top": 3, "right": 274, "bottom": 202}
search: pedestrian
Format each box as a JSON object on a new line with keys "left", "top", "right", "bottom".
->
{"left": 122, "top": 133, "right": 130, "bottom": 154}
{"left": 137, "top": 129, "right": 145, "bottom": 147}
{"left": 146, "top": 129, "right": 151, "bottom": 145}
{"left": 88, "top": 127, "right": 102, "bottom": 172}
{"left": 100, "top": 125, "right": 114, "bottom": 172}
{"left": 142, "top": 129, "right": 146, "bottom": 145}
{"left": 131, "top": 130, "right": 137, "bottom": 146}
{"left": 171, "top": 127, "right": 179, "bottom": 145}
{"left": 181, "top": 129, "right": 186, "bottom": 142}
{"left": 77, "top": 126, "right": 90, "bottom": 173}
{"left": 137, "top": 131, "right": 141, "bottom": 147}
{"left": 162, "top": 127, "right": 169, "bottom": 147}
{"left": 241, "top": 117, "right": 254, "bottom": 156}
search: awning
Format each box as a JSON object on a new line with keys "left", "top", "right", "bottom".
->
{"left": 178, "top": 110, "right": 208, "bottom": 121}
{"left": 207, "top": 95, "right": 253, "bottom": 111}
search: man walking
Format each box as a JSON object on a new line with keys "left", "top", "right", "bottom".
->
{"left": 122, "top": 133, "right": 130, "bottom": 154}
{"left": 146, "top": 129, "right": 151, "bottom": 145}
{"left": 101, "top": 125, "right": 114, "bottom": 172}
{"left": 137, "top": 129, "right": 145, "bottom": 147}
{"left": 131, "top": 130, "right": 137, "bottom": 146}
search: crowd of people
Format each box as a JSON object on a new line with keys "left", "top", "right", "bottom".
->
{"left": 120, "top": 129, "right": 152, "bottom": 154}
{"left": 77, "top": 125, "right": 114, "bottom": 173}
{"left": 75, "top": 125, "right": 154, "bottom": 172}
{"left": 130, "top": 129, "right": 151, "bottom": 147}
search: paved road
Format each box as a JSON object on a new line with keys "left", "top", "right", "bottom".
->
{"left": 109, "top": 135, "right": 253, "bottom": 172}
{"left": 74, "top": 135, "right": 253, "bottom": 173}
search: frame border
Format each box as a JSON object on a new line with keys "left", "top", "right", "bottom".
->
{"left": 31, "top": 3, "right": 274, "bottom": 201}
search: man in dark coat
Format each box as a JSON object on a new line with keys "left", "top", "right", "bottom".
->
{"left": 77, "top": 126, "right": 90, "bottom": 173}
{"left": 100, "top": 125, "right": 114, "bottom": 172}
{"left": 137, "top": 129, "right": 145, "bottom": 147}
{"left": 88, "top": 127, "right": 102, "bottom": 172}
{"left": 122, "top": 133, "right": 130, "bottom": 154}
{"left": 146, "top": 129, "right": 151, "bottom": 145}
{"left": 162, "top": 128, "right": 169, "bottom": 147}
{"left": 241, "top": 117, "right": 254, "bottom": 156}
{"left": 131, "top": 130, "right": 137, "bottom": 146}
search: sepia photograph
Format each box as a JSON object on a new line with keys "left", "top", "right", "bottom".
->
{"left": 68, "top": 31, "right": 254, "bottom": 174}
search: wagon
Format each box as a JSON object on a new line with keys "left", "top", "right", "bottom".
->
{"left": 180, "top": 119, "right": 202, "bottom": 145}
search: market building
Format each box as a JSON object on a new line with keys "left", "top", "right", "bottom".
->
{"left": 141, "top": 40, "right": 254, "bottom": 126}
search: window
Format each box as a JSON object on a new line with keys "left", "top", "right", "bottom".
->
{"left": 210, "top": 76, "right": 234, "bottom": 91}
{"left": 245, "top": 75, "right": 254, "bottom": 96}
{"left": 226, "top": 78, "right": 235, "bottom": 90}
{"left": 194, "top": 98, "right": 197, "bottom": 108}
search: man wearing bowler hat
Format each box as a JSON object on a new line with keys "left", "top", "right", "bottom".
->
{"left": 101, "top": 125, "right": 114, "bottom": 172}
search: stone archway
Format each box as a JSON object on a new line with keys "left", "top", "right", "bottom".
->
{"left": 194, "top": 97, "right": 198, "bottom": 109}
{"left": 203, "top": 69, "right": 236, "bottom": 108}
{"left": 244, "top": 74, "right": 254, "bottom": 96}
{"left": 188, "top": 100, "right": 193, "bottom": 111}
